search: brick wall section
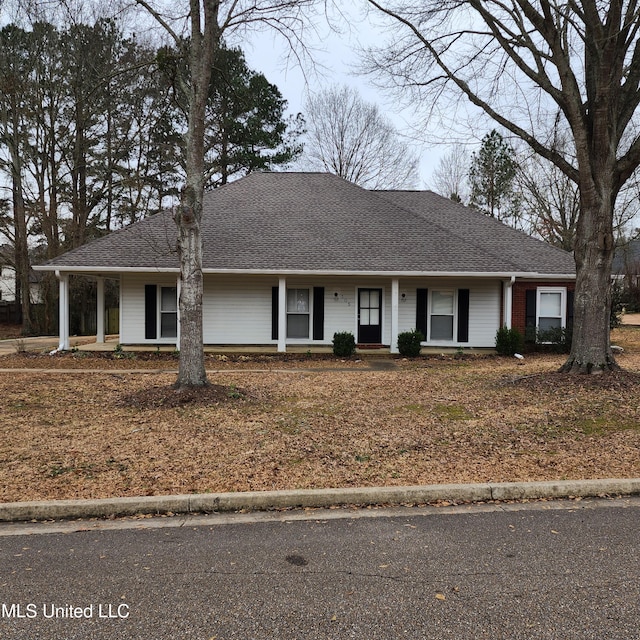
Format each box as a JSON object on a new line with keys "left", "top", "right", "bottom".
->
{"left": 512, "top": 281, "right": 575, "bottom": 335}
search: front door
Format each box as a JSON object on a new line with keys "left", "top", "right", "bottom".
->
{"left": 358, "top": 288, "right": 382, "bottom": 344}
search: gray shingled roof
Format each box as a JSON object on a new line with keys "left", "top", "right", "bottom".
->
{"left": 38, "top": 172, "right": 575, "bottom": 275}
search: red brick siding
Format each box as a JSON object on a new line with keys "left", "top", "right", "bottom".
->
{"left": 512, "top": 281, "right": 575, "bottom": 335}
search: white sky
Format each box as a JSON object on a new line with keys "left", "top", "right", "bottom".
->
{"left": 241, "top": 5, "right": 451, "bottom": 188}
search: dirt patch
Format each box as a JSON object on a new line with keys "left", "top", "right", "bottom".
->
{"left": 502, "top": 369, "right": 640, "bottom": 392}
{"left": 118, "top": 382, "right": 252, "bottom": 409}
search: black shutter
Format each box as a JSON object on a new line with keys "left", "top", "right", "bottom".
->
{"left": 457, "top": 289, "right": 470, "bottom": 342}
{"left": 313, "top": 287, "right": 324, "bottom": 341}
{"left": 567, "top": 289, "right": 574, "bottom": 327}
{"left": 416, "top": 288, "right": 428, "bottom": 338}
{"left": 144, "top": 285, "right": 157, "bottom": 340}
{"left": 525, "top": 289, "right": 537, "bottom": 328}
{"left": 271, "top": 286, "right": 279, "bottom": 340}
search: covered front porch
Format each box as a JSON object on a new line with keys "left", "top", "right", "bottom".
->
{"left": 53, "top": 271, "right": 516, "bottom": 353}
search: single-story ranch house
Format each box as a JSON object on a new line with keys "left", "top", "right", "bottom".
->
{"left": 35, "top": 172, "right": 576, "bottom": 353}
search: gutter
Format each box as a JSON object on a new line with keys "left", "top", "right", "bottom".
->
{"left": 32, "top": 265, "right": 576, "bottom": 280}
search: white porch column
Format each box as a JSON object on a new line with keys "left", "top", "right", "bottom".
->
{"left": 503, "top": 277, "right": 515, "bottom": 329}
{"left": 57, "top": 271, "right": 70, "bottom": 351}
{"left": 117, "top": 276, "right": 123, "bottom": 343}
{"left": 176, "top": 277, "right": 181, "bottom": 349}
{"left": 390, "top": 278, "right": 399, "bottom": 354}
{"left": 96, "top": 277, "right": 105, "bottom": 343}
{"left": 278, "top": 277, "right": 287, "bottom": 353}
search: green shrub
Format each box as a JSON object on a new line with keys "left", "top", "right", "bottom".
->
{"left": 397, "top": 329, "right": 424, "bottom": 357}
{"left": 495, "top": 326, "right": 524, "bottom": 356}
{"left": 332, "top": 331, "right": 356, "bottom": 357}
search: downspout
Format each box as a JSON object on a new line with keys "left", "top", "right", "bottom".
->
{"left": 504, "top": 276, "right": 516, "bottom": 329}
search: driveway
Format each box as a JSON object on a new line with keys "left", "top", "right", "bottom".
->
{"left": 0, "top": 335, "right": 97, "bottom": 357}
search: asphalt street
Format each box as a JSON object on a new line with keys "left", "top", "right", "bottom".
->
{"left": 0, "top": 499, "right": 639, "bottom": 639}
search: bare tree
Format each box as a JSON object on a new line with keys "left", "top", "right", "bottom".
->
{"left": 430, "top": 145, "right": 470, "bottom": 203}
{"left": 365, "top": 0, "right": 640, "bottom": 373}
{"left": 134, "top": 0, "right": 315, "bottom": 388}
{"left": 517, "top": 152, "right": 580, "bottom": 252}
{"left": 301, "top": 84, "right": 419, "bottom": 189}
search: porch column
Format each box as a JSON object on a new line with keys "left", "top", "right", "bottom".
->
{"left": 57, "top": 271, "right": 70, "bottom": 351}
{"left": 278, "top": 277, "right": 287, "bottom": 353}
{"left": 118, "top": 276, "right": 123, "bottom": 344}
{"left": 176, "top": 277, "right": 181, "bottom": 349}
{"left": 503, "top": 277, "right": 515, "bottom": 329}
{"left": 390, "top": 278, "right": 399, "bottom": 354}
{"left": 96, "top": 277, "right": 105, "bottom": 343}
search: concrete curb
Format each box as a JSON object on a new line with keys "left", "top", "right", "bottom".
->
{"left": 2, "top": 478, "right": 640, "bottom": 523}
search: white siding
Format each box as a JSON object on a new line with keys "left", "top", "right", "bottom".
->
{"left": 120, "top": 273, "right": 501, "bottom": 348}
{"left": 203, "top": 275, "right": 274, "bottom": 344}
{"left": 397, "top": 278, "right": 501, "bottom": 348}
{"left": 120, "top": 274, "right": 180, "bottom": 344}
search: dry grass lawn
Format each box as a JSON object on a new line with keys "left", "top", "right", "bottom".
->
{"left": 1, "top": 326, "right": 639, "bottom": 503}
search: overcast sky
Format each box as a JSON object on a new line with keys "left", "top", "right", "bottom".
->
{"left": 241, "top": 5, "right": 450, "bottom": 188}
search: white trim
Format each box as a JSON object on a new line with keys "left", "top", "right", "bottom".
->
{"left": 176, "top": 278, "right": 181, "bottom": 349}
{"left": 391, "top": 279, "right": 399, "bottom": 354}
{"left": 536, "top": 286, "right": 567, "bottom": 338}
{"left": 96, "top": 277, "right": 105, "bottom": 343}
{"left": 56, "top": 271, "right": 70, "bottom": 351}
{"left": 33, "top": 264, "right": 576, "bottom": 280}
{"left": 158, "top": 285, "right": 179, "bottom": 341}
{"left": 503, "top": 276, "right": 515, "bottom": 329}
{"left": 118, "top": 280, "right": 123, "bottom": 344}
{"left": 428, "top": 289, "right": 457, "bottom": 342}
{"left": 278, "top": 277, "right": 286, "bottom": 352}
{"left": 285, "top": 286, "right": 313, "bottom": 342}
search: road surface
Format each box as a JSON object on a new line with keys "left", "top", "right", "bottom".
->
{"left": 1, "top": 498, "right": 638, "bottom": 639}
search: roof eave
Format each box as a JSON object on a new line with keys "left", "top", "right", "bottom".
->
{"left": 34, "top": 265, "right": 575, "bottom": 279}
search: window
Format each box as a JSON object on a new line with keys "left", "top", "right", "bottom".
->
{"left": 430, "top": 290, "right": 455, "bottom": 341}
{"left": 160, "top": 286, "right": 177, "bottom": 338}
{"left": 537, "top": 287, "right": 566, "bottom": 334}
{"left": 287, "top": 288, "right": 309, "bottom": 339}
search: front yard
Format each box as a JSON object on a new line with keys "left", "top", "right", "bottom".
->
{"left": 1, "top": 327, "right": 639, "bottom": 503}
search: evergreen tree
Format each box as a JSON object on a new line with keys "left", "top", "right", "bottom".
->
{"left": 469, "top": 130, "right": 520, "bottom": 226}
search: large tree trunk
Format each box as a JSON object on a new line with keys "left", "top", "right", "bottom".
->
{"left": 560, "top": 173, "right": 618, "bottom": 374}
{"left": 173, "top": 0, "right": 219, "bottom": 389}
{"left": 174, "top": 185, "right": 207, "bottom": 388}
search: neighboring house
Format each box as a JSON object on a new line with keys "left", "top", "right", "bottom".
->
{"left": 35, "top": 172, "right": 576, "bottom": 352}
{"left": 0, "top": 264, "right": 15, "bottom": 303}
{"left": 0, "top": 245, "right": 14, "bottom": 302}
{"left": 0, "top": 265, "right": 44, "bottom": 305}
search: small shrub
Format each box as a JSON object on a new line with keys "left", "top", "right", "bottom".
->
{"left": 332, "top": 331, "right": 356, "bottom": 357}
{"left": 13, "top": 338, "right": 26, "bottom": 354}
{"left": 495, "top": 326, "right": 524, "bottom": 356}
{"left": 397, "top": 329, "right": 424, "bottom": 357}
{"left": 112, "top": 343, "right": 135, "bottom": 360}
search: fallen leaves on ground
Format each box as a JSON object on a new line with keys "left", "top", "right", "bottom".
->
{"left": 0, "top": 327, "right": 639, "bottom": 502}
